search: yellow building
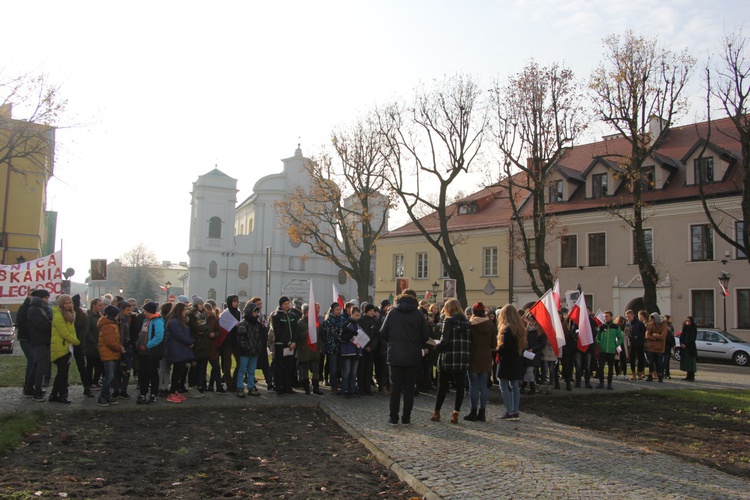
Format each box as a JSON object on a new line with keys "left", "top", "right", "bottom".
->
{"left": 0, "top": 103, "right": 56, "bottom": 268}
{"left": 375, "top": 187, "right": 512, "bottom": 310}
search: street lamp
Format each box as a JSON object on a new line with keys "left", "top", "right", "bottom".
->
{"left": 431, "top": 281, "right": 439, "bottom": 304}
{"left": 719, "top": 271, "right": 731, "bottom": 331}
{"left": 166, "top": 281, "right": 171, "bottom": 300}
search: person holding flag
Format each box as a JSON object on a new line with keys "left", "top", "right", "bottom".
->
{"left": 595, "top": 311, "right": 623, "bottom": 390}
{"left": 297, "top": 303, "right": 323, "bottom": 395}
{"left": 270, "top": 296, "right": 299, "bottom": 395}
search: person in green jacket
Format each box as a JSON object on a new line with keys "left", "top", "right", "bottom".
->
{"left": 595, "top": 311, "right": 623, "bottom": 390}
{"left": 50, "top": 294, "right": 81, "bottom": 404}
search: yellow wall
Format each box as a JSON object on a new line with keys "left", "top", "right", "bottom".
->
{"left": 375, "top": 227, "right": 510, "bottom": 310}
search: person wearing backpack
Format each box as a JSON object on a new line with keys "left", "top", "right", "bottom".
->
{"left": 235, "top": 301, "right": 264, "bottom": 397}
{"left": 136, "top": 301, "right": 164, "bottom": 404}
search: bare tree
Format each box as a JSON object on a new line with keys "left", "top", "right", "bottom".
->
{"left": 114, "top": 244, "right": 162, "bottom": 303}
{"left": 0, "top": 71, "right": 65, "bottom": 175}
{"left": 492, "top": 61, "right": 587, "bottom": 297}
{"left": 590, "top": 31, "right": 695, "bottom": 313}
{"left": 698, "top": 29, "right": 750, "bottom": 264}
{"left": 275, "top": 115, "right": 394, "bottom": 302}
{"left": 378, "top": 74, "right": 487, "bottom": 306}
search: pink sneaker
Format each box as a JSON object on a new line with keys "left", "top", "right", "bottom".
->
{"left": 166, "top": 393, "right": 182, "bottom": 403}
{"left": 175, "top": 391, "right": 188, "bottom": 401}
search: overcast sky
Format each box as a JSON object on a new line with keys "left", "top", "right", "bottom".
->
{"left": 2, "top": 0, "right": 746, "bottom": 282}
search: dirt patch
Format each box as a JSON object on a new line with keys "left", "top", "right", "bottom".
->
{"left": 0, "top": 405, "right": 418, "bottom": 499}
{"left": 522, "top": 391, "right": 750, "bottom": 479}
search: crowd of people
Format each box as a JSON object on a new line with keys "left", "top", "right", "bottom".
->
{"left": 14, "top": 287, "right": 696, "bottom": 423}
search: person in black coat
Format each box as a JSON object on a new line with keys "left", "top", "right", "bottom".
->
{"left": 27, "top": 290, "right": 53, "bottom": 401}
{"left": 627, "top": 309, "right": 647, "bottom": 378}
{"left": 679, "top": 316, "right": 698, "bottom": 381}
{"left": 379, "top": 289, "right": 430, "bottom": 425}
{"left": 497, "top": 304, "right": 527, "bottom": 420}
{"left": 270, "top": 296, "right": 298, "bottom": 395}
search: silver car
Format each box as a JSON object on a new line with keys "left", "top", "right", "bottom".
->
{"left": 675, "top": 329, "right": 750, "bottom": 366}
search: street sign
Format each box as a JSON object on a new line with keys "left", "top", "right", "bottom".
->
{"left": 168, "top": 295, "right": 176, "bottom": 303}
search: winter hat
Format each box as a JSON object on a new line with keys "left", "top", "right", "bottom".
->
{"left": 142, "top": 301, "right": 158, "bottom": 314}
{"left": 472, "top": 302, "right": 486, "bottom": 317}
{"left": 650, "top": 312, "right": 662, "bottom": 324}
{"left": 72, "top": 294, "right": 81, "bottom": 309}
{"left": 380, "top": 299, "right": 391, "bottom": 309}
{"left": 104, "top": 305, "right": 120, "bottom": 320}
{"left": 363, "top": 303, "right": 376, "bottom": 314}
{"left": 278, "top": 295, "right": 291, "bottom": 307}
{"left": 118, "top": 300, "right": 132, "bottom": 311}
{"left": 177, "top": 295, "right": 190, "bottom": 304}
{"left": 31, "top": 289, "right": 50, "bottom": 299}
{"left": 192, "top": 296, "right": 205, "bottom": 306}
{"left": 465, "top": 306, "right": 473, "bottom": 317}
{"left": 101, "top": 296, "right": 112, "bottom": 306}
{"left": 302, "top": 303, "right": 310, "bottom": 314}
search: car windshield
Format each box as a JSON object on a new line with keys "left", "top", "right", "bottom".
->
{"left": 722, "top": 331, "right": 747, "bottom": 343}
{"left": 0, "top": 315, "right": 11, "bottom": 327}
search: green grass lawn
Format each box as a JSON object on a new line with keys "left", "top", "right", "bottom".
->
{"left": 646, "top": 388, "right": 750, "bottom": 412}
{"left": 0, "top": 411, "right": 44, "bottom": 453}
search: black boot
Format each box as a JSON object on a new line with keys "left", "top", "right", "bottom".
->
{"left": 463, "top": 408, "right": 478, "bottom": 421}
{"left": 566, "top": 380, "right": 572, "bottom": 391}
{"left": 520, "top": 381, "right": 527, "bottom": 394}
{"left": 312, "top": 380, "right": 323, "bottom": 395}
{"left": 554, "top": 380, "right": 560, "bottom": 390}
{"left": 528, "top": 383, "right": 536, "bottom": 395}
{"left": 304, "top": 378, "right": 311, "bottom": 395}
{"left": 477, "top": 409, "right": 486, "bottom": 422}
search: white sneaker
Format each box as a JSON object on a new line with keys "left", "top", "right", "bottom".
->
{"left": 187, "top": 388, "right": 205, "bottom": 399}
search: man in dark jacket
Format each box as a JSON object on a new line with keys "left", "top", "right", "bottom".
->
{"left": 270, "top": 296, "right": 298, "bottom": 395}
{"left": 18, "top": 292, "right": 34, "bottom": 396}
{"left": 27, "top": 289, "right": 53, "bottom": 402}
{"left": 379, "top": 289, "right": 430, "bottom": 425}
{"left": 357, "top": 302, "right": 380, "bottom": 396}
{"left": 627, "top": 309, "right": 647, "bottom": 379}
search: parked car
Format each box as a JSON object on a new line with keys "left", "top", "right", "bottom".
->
{"left": 674, "top": 328, "right": 750, "bottom": 366}
{"left": 0, "top": 309, "right": 14, "bottom": 353}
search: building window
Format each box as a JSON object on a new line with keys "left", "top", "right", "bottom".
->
{"left": 238, "top": 289, "right": 248, "bottom": 299}
{"left": 691, "top": 224, "right": 713, "bottom": 261}
{"left": 632, "top": 229, "right": 653, "bottom": 264}
{"left": 588, "top": 233, "right": 606, "bottom": 267}
{"left": 393, "top": 254, "right": 404, "bottom": 278}
{"left": 549, "top": 180, "right": 563, "bottom": 203}
{"left": 208, "top": 216, "right": 222, "bottom": 239}
{"left": 416, "top": 252, "right": 429, "bottom": 279}
{"left": 458, "top": 202, "right": 478, "bottom": 214}
{"left": 738, "top": 289, "right": 750, "bottom": 329}
{"left": 528, "top": 238, "right": 537, "bottom": 266}
{"left": 338, "top": 269, "right": 348, "bottom": 285}
{"left": 238, "top": 262, "right": 249, "bottom": 279}
{"left": 694, "top": 157, "right": 714, "bottom": 184}
{"left": 592, "top": 173, "right": 607, "bottom": 198}
{"left": 207, "top": 288, "right": 217, "bottom": 301}
{"left": 441, "top": 263, "right": 450, "bottom": 279}
{"left": 483, "top": 247, "right": 498, "bottom": 276}
{"left": 369, "top": 270, "right": 375, "bottom": 287}
{"left": 737, "top": 221, "right": 746, "bottom": 259}
{"left": 691, "top": 289, "right": 715, "bottom": 327}
{"left": 289, "top": 257, "right": 305, "bottom": 271}
{"left": 209, "top": 261, "right": 218, "bottom": 279}
{"left": 561, "top": 235, "right": 577, "bottom": 268}
{"left": 641, "top": 166, "right": 655, "bottom": 191}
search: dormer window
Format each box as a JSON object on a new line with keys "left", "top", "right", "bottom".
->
{"left": 592, "top": 173, "right": 608, "bottom": 198}
{"left": 694, "top": 157, "right": 714, "bottom": 184}
{"left": 641, "top": 166, "right": 655, "bottom": 191}
{"left": 549, "top": 180, "right": 563, "bottom": 203}
{"left": 458, "top": 201, "right": 478, "bottom": 214}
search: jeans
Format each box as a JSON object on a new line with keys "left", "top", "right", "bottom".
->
{"left": 500, "top": 378, "right": 520, "bottom": 416}
{"left": 341, "top": 356, "right": 359, "bottom": 395}
{"left": 236, "top": 355, "right": 258, "bottom": 390}
{"left": 630, "top": 344, "right": 646, "bottom": 373}
{"left": 102, "top": 360, "right": 118, "bottom": 399}
{"left": 20, "top": 339, "right": 34, "bottom": 393}
{"left": 575, "top": 351, "right": 593, "bottom": 384}
{"left": 86, "top": 355, "right": 103, "bottom": 387}
{"left": 326, "top": 353, "right": 340, "bottom": 391}
{"left": 647, "top": 352, "right": 663, "bottom": 379}
{"left": 138, "top": 354, "right": 161, "bottom": 397}
{"left": 541, "top": 360, "right": 557, "bottom": 385}
{"left": 468, "top": 371, "right": 489, "bottom": 410}
{"left": 388, "top": 365, "right": 419, "bottom": 422}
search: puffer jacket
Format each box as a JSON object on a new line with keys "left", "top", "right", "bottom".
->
{"left": 596, "top": 321, "right": 623, "bottom": 354}
{"left": 468, "top": 316, "right": 495, "bottom": 373}
{"left": 97, "top": 316, "right": 122, "bottom": 362}
{"left": 379, "top": 295, "right": 430, "bottom": 367}
{"left": 323, "top": 309, "right": 345, "bottom": 354}
{"left": 340, "top": 317, "right": 363, "bottom": 357}
{"left": 165, "top": 318, "right": 195, "bottom": 364}
{"left": 50, "top": 306, "right": 80, "bottom": 362}
{"left": 27, "top": 296, "right": 53, "bottom": 347}
{"left": 236, "top": 302, "right": 265, "bottom": 357}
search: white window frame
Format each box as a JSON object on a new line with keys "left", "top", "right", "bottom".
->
{"left": 393, "top": 254, "right": 404, "bottom": 278}
{"left": 416, "top": 252, "right": 429, "bottom": 280}
{"left": 482, "top": 246, "right": 499, "bottom": 277}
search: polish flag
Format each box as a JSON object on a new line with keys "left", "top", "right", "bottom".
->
{"left": 719, "top": 282, "right": 730, "bottom": 297}
{"left": 216, "top": 308, "right": 239, "bottom": 347}
{"left": 332, "top": 283, "right": 345, "bottom": 309}
{"left": 307, "top": 280, "right": 317, "bottom": 351}
{"left": 552, "top": 279, "right": 561, "bottom": 311}
{"left": 425, "top": 290, "right": 432, "bottom": 300}
{"left": 159, "top": 285, "right": 167, "bottom": 291}
{"left": 568, "top": 293, "right": 594, "bottom": 353}
{"left": 594, "top": 309, "right": 605, "bottom": 327}
{"left": 528, "top": 289, "right": 566, "bottom": 356}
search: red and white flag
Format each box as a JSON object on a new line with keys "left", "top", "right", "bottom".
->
{"left": 308, "top": 280, "right": 317, "bottom": 351}
{"left": 720, "top": 282, "right": 730, "bottom": 297}
{"left": 425, "top": 290, "right": 432, "bottom": 300}
{"left": 216, "top": 308, "right": 239, "bottom": 347}
{"left": 552, "top": 279, "right": 561, "bottom": 311}
{"left": 594, "top": 309, "right": 605, "bottom": 327}
{"left": 332, "top": 283, "right": 345, "bottom": 309}
{"left": 528, "top": 289, "right": 566, "bottom": 356}
{"left": 568, "top": 293, "right": 594, "bottom": 352}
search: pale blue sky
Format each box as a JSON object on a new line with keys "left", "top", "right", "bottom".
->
{"left": 2, "top": 0, "right": 746, "bottom": 281}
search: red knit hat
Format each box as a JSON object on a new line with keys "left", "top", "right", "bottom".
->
{"left": 472, "top": 302, "right": 486, "bottom": 316}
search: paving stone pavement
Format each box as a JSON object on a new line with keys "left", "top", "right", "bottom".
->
{"left": 1, "top": 371, "right": 749, "bottom": 499}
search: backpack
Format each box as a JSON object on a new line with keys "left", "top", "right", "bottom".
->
{"left": 137, "top": 316, "right": 164, "bottom": 359}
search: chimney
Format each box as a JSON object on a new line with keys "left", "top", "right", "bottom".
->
{"left": 648, "top": 115, "right": 667, "bottom": 141}
{"left": 162, "top": 260, "right": 171, "bottom": 267}
{"left": 0, "top": 103, "right": 12, "bottom": 118}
